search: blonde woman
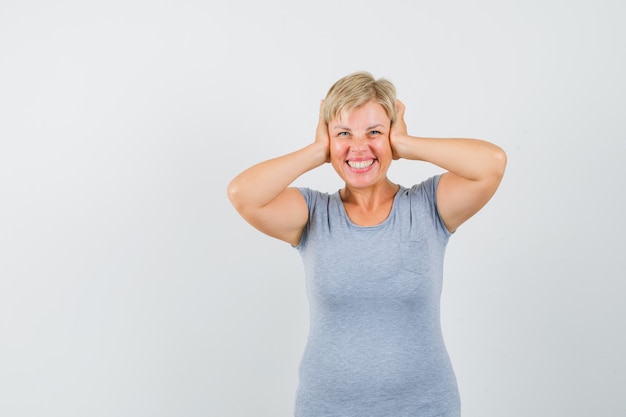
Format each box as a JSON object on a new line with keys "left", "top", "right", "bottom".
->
{"left": 228, "top": 71, "right": 506, "bottom": 417}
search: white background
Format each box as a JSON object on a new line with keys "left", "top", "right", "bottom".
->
{"left": 1, "top": 1, "right": 625, "bottom": 416}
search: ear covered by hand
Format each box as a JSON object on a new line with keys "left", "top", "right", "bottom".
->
{"left": 390, "top": 100, "right": 408, "bottom": 160}
{"left": 315, "top": 100, "right": 331, "bottom": 163}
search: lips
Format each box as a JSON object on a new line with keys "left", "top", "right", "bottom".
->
{"left": 346, "top": 159, "right": 375, "bottom": 170}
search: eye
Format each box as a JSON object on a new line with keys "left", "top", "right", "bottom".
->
{"left": 337, "top": 131, "right": 350, "bottom": 137}
{"left": 370, "top": 130, "right": 382, "bottom": 135}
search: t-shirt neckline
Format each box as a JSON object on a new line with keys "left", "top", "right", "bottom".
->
{"left": 333, "top": 185, "right": 405, "bottom": 229}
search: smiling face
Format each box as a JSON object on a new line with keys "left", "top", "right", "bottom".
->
{"left": 329, "top": 100, "right": 393, "bottom": 189}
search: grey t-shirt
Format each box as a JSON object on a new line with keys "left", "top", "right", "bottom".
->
{"left": 295, "top": 175, "right": 460, "bottom": 417}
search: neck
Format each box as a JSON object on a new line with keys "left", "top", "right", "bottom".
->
{"left": 340, "top": 179, "right": 399, "bottom": 209}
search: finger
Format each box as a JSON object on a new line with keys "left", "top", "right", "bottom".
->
{"left": 391, "top": 100, "right": 407, "bottom": 136}
{"left": 395, "top": 99, "right": 405, "bottom": 121}
{"left": 316, "top": 100, "right": 329, "bottom": 137}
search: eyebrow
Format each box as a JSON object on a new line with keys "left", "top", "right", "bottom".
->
{"left": 332, "top": 124, "right": 385, "bottom": 131}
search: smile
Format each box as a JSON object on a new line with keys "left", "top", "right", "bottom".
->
{"left": 347, "top": 159, "right": 375, "bottom": 170}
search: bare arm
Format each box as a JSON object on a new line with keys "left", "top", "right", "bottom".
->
{"left": 227, "top": 106, "right": 330, "bottom": 245}
{"left": 390, "top": 101, "right": 507, "bottom": 232}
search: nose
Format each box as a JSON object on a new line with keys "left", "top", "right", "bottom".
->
{"left": 350, "top": 135, "right": 368, "bottom": 152}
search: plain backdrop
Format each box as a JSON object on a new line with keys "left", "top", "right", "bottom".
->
{"left": 1, "top": 0, "right": 625, "bottom": 416}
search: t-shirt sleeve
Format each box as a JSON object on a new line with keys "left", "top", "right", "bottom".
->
{"left": 294, "top": 187, "right": 315, "bottom": 250}
{"left": 410, "top": 175, "right": 453, "bottom": 242}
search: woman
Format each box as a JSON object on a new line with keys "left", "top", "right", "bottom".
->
{"left": 227, "top": 71, "right": 506, "bottom": 417}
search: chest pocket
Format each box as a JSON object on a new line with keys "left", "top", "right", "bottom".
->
{"left": 399, "top": 237, "right": 431, "bottom": 275}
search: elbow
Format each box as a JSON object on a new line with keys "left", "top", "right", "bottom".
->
{"left": 498, "top": 147, "right": 508, "bottom": 175}
{"left": 226, "top": 178, "right": 242, "bottom": 210}
{"left": 491, "top": 145, "right": 507, "bottom": 180}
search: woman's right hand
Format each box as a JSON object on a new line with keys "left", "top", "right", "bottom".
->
{"left": 315, "top": 100, "right": 331, "bottom": 163}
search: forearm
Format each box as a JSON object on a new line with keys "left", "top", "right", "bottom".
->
{"left": 227, "top": 142, "right": 327, "bottom": 209}
{"left": 393, "top": 135, "right": 507, "bottom": 181}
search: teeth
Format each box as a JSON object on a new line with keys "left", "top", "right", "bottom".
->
{"left": 348, "top": 160, "right": 374, "bottom": 169}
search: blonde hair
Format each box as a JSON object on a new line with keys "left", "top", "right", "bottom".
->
{"left": 322, "top": 71, "right": 397, "bottom": 124}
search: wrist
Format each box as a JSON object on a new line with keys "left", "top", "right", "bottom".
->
{"left": 309, "top": 141, "right": 330, "bottom": 165}
{"left": 391, "top": 133, "right": 412, "bottom": 160}
{"left": 395, "top": 134, "right": 428, "bottom": 161}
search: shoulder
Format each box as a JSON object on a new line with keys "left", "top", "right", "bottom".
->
{"left": 293, "top": 188, "right": 337, "bottom": 250}
{"left": 402, "top": 175, "right": 452, "bottom": 239}
{"left": 297, "top": 187, "right": 336, "bottom": 209}
{"left": 298, "top": 186, "right": 324, "bottom": 202}
{"left": 405, "top": 175, "right": 441, "bottom": 202}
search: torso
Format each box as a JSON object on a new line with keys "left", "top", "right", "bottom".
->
{"left": 295, "top": 177, "right": 460, "bottom": 416}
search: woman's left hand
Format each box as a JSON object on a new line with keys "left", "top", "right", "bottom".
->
{"left": 390, "top": 99, "right": 408, "bottom": 160}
